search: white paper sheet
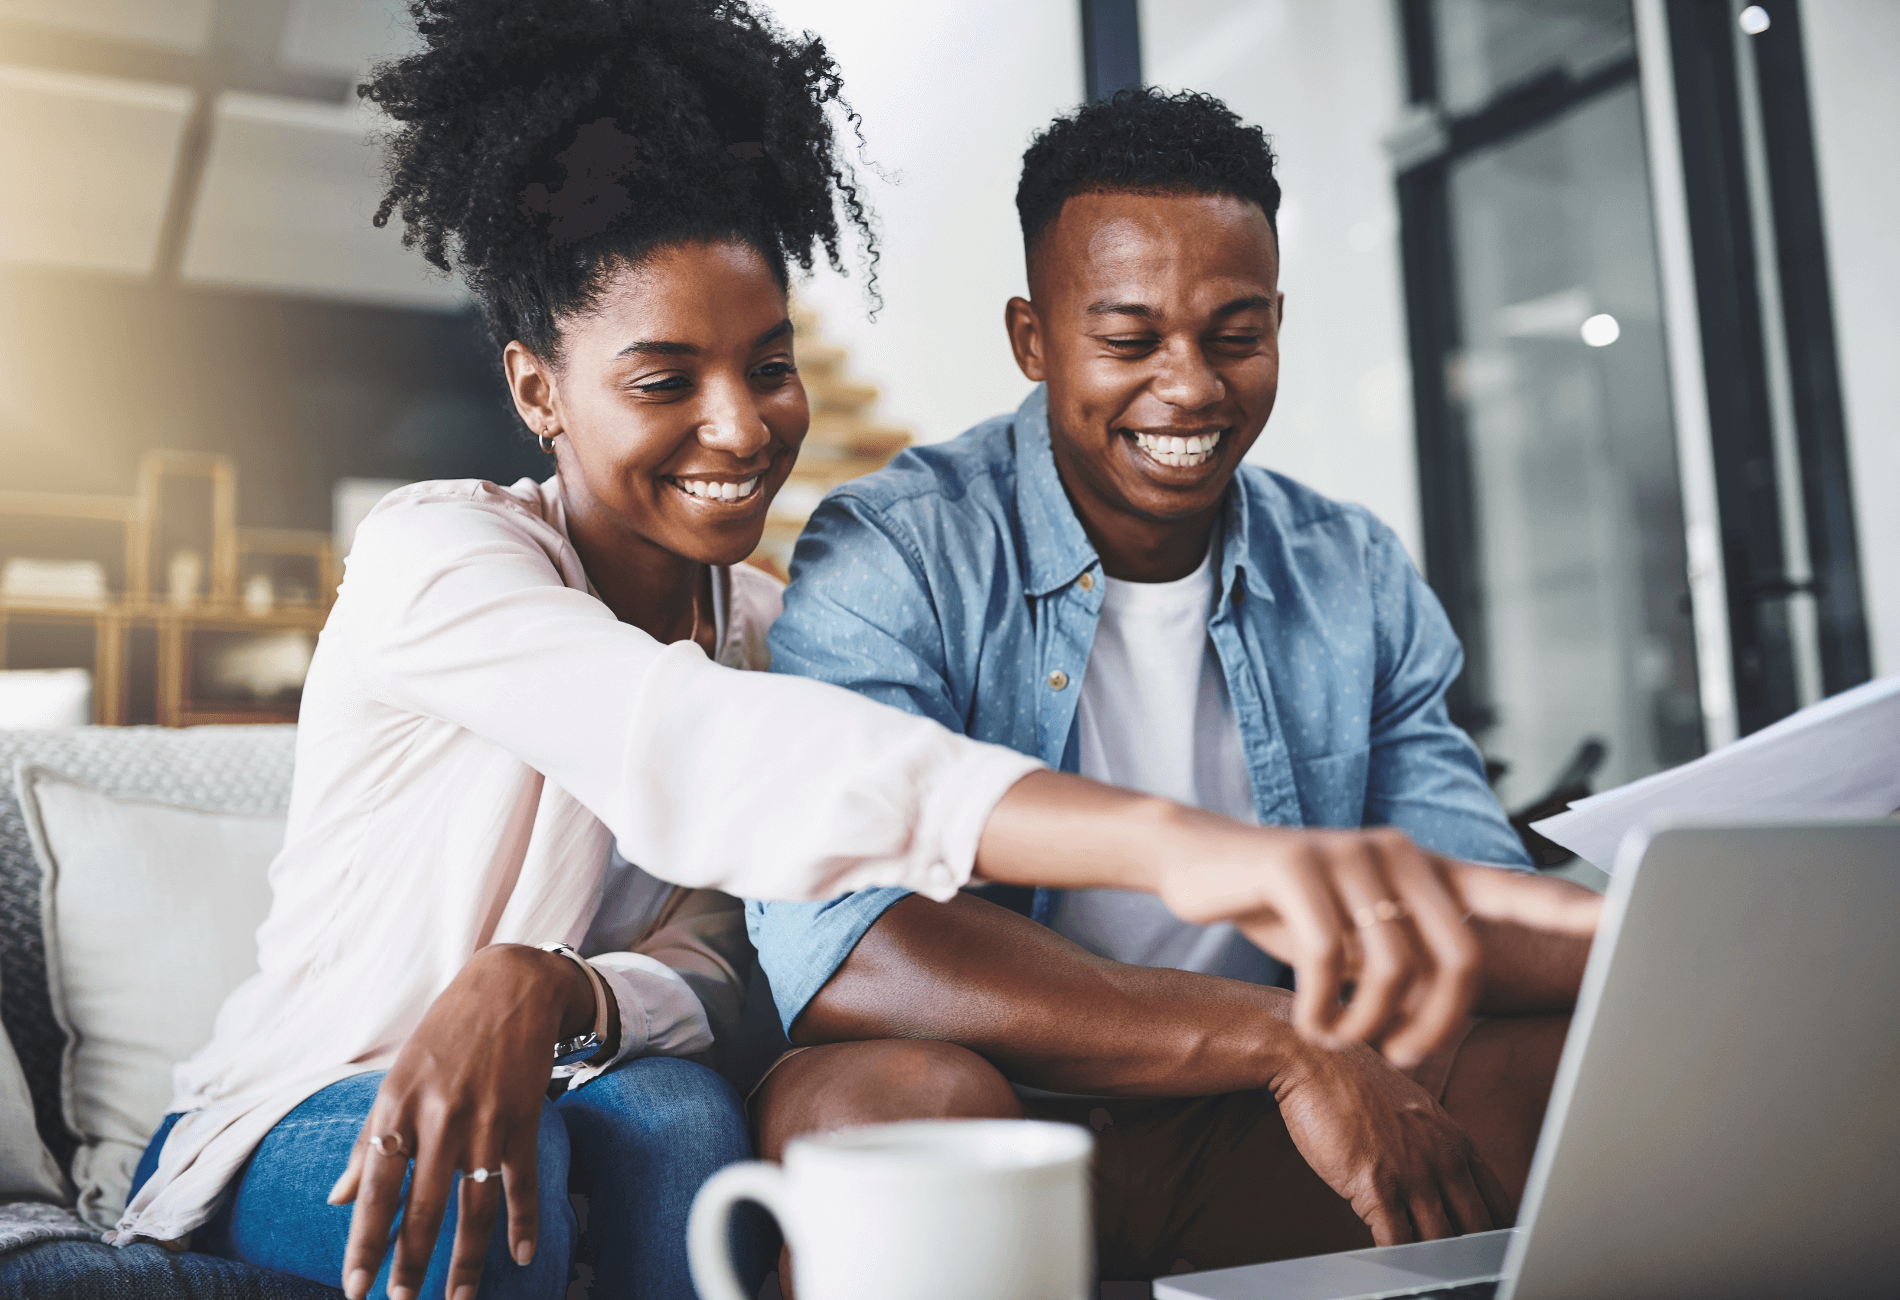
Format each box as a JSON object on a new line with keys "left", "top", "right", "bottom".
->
{"left": 1530, "top": 673, "right": 1900, "bottom": 870}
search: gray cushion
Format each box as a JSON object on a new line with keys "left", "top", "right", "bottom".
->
{"left": 0, "top": 1238, "right": 341, "bottom": 1298}
{"left": 0, "top": 728, "right": 296, "bottom": 1177}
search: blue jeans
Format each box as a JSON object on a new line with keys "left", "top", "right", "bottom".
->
{"left": 132, "top": 1056, "right": 769, "bottom": 1300}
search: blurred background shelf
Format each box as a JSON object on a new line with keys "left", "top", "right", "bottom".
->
{"left": 0, "top": 450, "right": 334, "bottom": 725}
{"left": 0, "top": 304, "right": 907, "bottom": 725}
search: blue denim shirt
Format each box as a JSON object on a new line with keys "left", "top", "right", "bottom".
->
{"left": 748, "top": 386, "right": 1527, "bottom": 1033}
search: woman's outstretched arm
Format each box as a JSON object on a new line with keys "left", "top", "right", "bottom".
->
{"left": 975, "top": 771, "right": 1601, "bottom": 1066}
{"left": 345, "top": 489, "right": 1597, "bottom": 1062}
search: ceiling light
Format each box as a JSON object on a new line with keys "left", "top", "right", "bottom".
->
{"left": 1581, "top": 314, "right": 1621, "bottom": 347}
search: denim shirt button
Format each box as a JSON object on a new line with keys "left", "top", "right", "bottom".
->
{"left": 1048, "top": 670, "right": 1069, "bottom": 691}
{"left": 1077, "top": 572, "right": 1094, "bottom": 592}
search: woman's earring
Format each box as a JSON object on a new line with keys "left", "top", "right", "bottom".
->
{"left": 538, "top": 427, "right": 558, "bottom": 455}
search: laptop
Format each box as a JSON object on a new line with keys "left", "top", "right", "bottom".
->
{"left": 1156, "top": 820, "right": 1900, "bottom": 1300}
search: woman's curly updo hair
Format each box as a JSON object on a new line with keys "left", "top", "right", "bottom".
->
{"left": 362, "top": 0, "right": 875, "bottom": 361}
{"left": 1016, "top": 86, "right": 1280, "bottom": 267}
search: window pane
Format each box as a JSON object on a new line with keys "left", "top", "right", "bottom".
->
{"left": 1446, "top": 82, "right": 1703, "bottom": 806}
{"left": 1436, "top": 0, "right": 1635, "bottom": 116}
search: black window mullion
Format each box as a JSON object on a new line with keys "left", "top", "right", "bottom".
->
{"left": 1398, "top": 160, "right": 1493, "bottom": 737}
{"left": 1666, "top": 0, "right": 1799, "bottom": 735}
{"left": 1748, "top": 0, "right": 1871, "bottom": 695}
{"left": 1399, "top": 0, "right": 1438, "bottom": 104}
{"left": 1079, "top": 0, "right": 1141, "bottom": 103}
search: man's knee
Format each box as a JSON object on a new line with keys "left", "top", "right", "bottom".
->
{"left": 1441, "top": 1013, "right": 1571, "bottom": 1201}
{"left": 861, "top": 1040, "right": 1020, "bottom": 1120}
{"left": 756, "top": 1039, "right": 1019, "bottom": 1159}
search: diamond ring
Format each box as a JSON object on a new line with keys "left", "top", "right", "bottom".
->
{"left": 368, "top": 1133, "right": 407, "bottom": 1158}
{"left": 469, "top": 1168, "right": 500, "bottom": 1184}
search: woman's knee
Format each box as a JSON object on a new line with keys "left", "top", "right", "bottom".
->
{"left": 754, "top": 1040, "right": 1019, "bottom": 1160}
{"left": 560, "top": 1056, "right": 750, "bottom": 1172}
{"left": 532, "top": 1097, "right": 575, "bottom": 1222}
{"left": 461, "top": 1101, "right": 574, "bottom": 1300}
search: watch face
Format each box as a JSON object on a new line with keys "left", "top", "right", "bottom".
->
{"left": 553, "top": 1032, "right": 602, "bottom": 1070}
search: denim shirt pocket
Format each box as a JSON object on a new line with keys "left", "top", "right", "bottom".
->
{"left": 1289, "top": 746, "right": 1371, "bottom": 829}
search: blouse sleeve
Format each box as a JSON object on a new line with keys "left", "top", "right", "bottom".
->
{"left": 570, "top": 888, "right": 754, "bottom": 1085}
{"left": 335, "top": 483, "right": 1041, "bottom": 902}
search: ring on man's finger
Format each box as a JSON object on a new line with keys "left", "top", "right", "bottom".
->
{"left": 369, "top": 1133, "right": 408, "bottom": 1157}
{"left": 1352, "top": 899, "right": 1408, "bottom": 928}
{"left": 467, "top": 1168, "right": 500, "bottom": 1184}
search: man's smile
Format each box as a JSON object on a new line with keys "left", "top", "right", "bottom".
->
{"left": 1123, "top": 427, "right": 1228, "bottom": 471}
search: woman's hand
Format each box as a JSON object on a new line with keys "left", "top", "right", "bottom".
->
{"left": 975, "top": 771, "right": 1603, "bottom": 1070}
{"left": 1154, "top": 829, "right": 1601, "bottom": 1068}
{"left": 326, "top": 944, "right": 601, "bottom": 1300}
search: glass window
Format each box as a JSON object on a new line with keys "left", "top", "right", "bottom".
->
{"left": 1444, "top": 81, "right": 1703, "bottom": 804}
{"left": 1436, "top": 0, "right": 1635, "bottom": 116}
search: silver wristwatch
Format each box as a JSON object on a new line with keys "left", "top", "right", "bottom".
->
{"left": 539, "top": 942, "right": 611, "bottom": 1074}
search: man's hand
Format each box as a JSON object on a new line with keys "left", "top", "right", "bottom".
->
{"left": 793, "top": 890, "right": 1564, "bottom": 1235}
{"left": 1271, "top": 1037, "right": 1513, "bottom": 1245}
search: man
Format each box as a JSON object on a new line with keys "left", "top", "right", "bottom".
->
{"left": 747, "top": 88, "right": 1591, "bottom": 1283}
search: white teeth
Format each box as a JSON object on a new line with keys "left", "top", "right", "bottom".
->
{"left": 1131, "top": 430, "right": 1221, "bottom": 467}
{"left": 675, "top": 476, "right": 762, "bottom": 502}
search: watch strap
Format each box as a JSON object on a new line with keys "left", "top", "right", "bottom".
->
{"left": 538, "top": 942, "right": 612, "bottom": 1068}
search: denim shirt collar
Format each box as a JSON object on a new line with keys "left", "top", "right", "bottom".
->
{"left": 1012, "top": 384, "right": 1277, "bottom": 606}
{"left": 1012, "top": 386, "right": 1100, "bottom": 598}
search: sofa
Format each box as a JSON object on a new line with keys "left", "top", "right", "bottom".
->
{"left": 0, "top": 723, "right": 795, "bottom": 1300}
{"left": 0, "top": 724, "right": 349, "bottom": 1297}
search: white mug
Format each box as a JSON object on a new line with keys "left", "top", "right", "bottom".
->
{"left": 688, "top": 1118, "right": 1093, "bottom": 1300}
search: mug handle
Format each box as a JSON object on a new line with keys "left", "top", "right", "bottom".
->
{"left": 688, "top": 1160, "right": 792, "bottom": 1300}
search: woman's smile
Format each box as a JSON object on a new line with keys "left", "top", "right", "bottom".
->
{"left": 666, "top": 473, "right": 765, "bottom": 505}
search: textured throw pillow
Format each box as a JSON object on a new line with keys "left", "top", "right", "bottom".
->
{"left": 0, "top": 966, "right": 68, "bottom": 1204}
{"left": 16, "top": 764, "right": 284, "bottom": 1230}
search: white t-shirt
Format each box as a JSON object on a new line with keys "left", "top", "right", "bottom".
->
{"left": 1050, "top": 546, "right": 1285, "bottom": 986}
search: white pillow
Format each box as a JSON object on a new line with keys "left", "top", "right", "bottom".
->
{"left": 17, "top": 764, "right": 283, "bottom": 1230}
{"left": 0, "top": 966, "right": 69, "bottom": 1203}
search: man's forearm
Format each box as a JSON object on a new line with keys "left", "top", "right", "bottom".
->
{"left": 1473, "top": 912, "right": 1592, "bottom": 1014}
{"left": 792, "top": 892, "right": 1309, "bottom": 1097}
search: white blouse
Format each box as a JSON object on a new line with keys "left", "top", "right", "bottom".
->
{"left": 113, "top": 474, "right": 1041, "bottom": 1245}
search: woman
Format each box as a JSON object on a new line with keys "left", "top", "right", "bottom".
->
{"left": 114, "top": 3, "right": 1597, "bottom": 1299}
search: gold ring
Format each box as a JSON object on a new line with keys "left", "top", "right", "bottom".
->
{"left": 1353, "top": 900, "right": 1407, "bottom": 928}
{"left": 369, "top": 1133, "right": 407, "bottom": 1158}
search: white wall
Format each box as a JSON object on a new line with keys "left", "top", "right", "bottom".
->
{"left": 1141, "top": 0, "right": 1422, "bottom": 560}
{"left": 757, "top": 0, "right": 1082, "bottom": 444}
{"left": 1802, "top": 0, "right": 1900, "bottom": 677}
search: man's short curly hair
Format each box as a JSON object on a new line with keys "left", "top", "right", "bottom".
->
{"left": 1016, "top": 87, "right": 1280, "bottom": 267}
{"left": 361, "top": 0, "right": 874, "bottom": 362}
